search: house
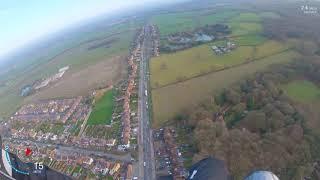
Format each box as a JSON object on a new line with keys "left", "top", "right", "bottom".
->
{"left": 126, "top": 164, "right": 133, "bottom": 180}
{"left": 107, "top": 139, "right": 116, "bottom": 147}
{"left": 83, "top": 157, "right": 94, "bottom": 165}
{"left": 211, "top": 41, "right": 237, "bottom": 55}
{"left": 109, "top": 163, "right": 121, "bottom": 175}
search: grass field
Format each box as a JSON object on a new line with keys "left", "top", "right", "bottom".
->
{"left": 152, "top": 10, "right": 267, "bottom": 37}
{"left": 231, "top": 35, "right": 267, "bottom": 46}
{"left": 282, "top": 80, "right": 320, "bottom": 102}
{"left": 151, "top": 40, "right": 291, "bottom": 88}
{"left": 197, "top": 10, "right": 240, "bottom": 27}
{"left": 87, "top": 89, "right": 114, "bottom": 125}
{"left": 151, "top": 45, "right": 254, "bottom": 88}
{"left": 151, "top": 12, "right": 198, "bottom": 36}
{"left": 228, "top": 22, "right": 263, "bottom": 36}
{"left": 253, "top": 40, "right": 291, "bottom": 59}
{"left": 229, "top": 12, "right": 261, "bottom": 22}
{"left": 151, "top": 9, "right": 240, "bottom": 36}
{"left": 151, "top": 51, "right": 299, "bottom": 127}
{"left": 259, "top": 12, "right": 281, "bottom": 19}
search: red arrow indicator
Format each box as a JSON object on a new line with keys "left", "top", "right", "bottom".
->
{"left": 25, "top": 148, "right": 32, "bottom": 156}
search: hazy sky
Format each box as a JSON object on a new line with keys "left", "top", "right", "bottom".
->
{"left": 0, "top": 0, "right": 182, "bottom": 58}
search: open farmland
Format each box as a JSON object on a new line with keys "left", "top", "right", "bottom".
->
{"left": 151, "top": 51, "right": 299, "bottom": 127}
{"left": 253, "top": 40, "right": 291, "bottom": 59}
{"left": 228, "top": 22, "right": 263, "bottom": 36}
{"left": 151, "top": 40, "right": 292, "bottom": 88}
{"left": 0, "top": 19, "right": 142, "bottom": 118}
{"left": 152, "top": 9, "right": 277, "bottom": 38}
{"left": 151, "top": 9, "right": 240, "bottom": 37}
{"left": 24, "top": 56, "right": 126, "bottom": 102}
{"left": 150, "top": 45, "right": 254, "bottom": 88}
{"left": 231, "top": 34, "right": 267, "bottom": 46}
{"left": 230, "top": 12, "right": 261, "bottom": 22}
{"left": 281, "top": 80, "right": 320, "bottom": 102}
{"left": 87, "top": 89, "right": 114, "bottom": 125}
{"left": 196, "top": 10, "right": 240, "bottom": 27}
{"left": 259, "top": 12, "right": 281, "bottom": 19}
{"left": 151, "top": 12, "right": 197, "bottom": 36}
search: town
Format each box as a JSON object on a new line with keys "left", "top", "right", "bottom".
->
{"left": 0, "top": 24, "right": 161, "bottom": 180}
{"left": 161, "top": 24, "right": 231, "bottom": 52}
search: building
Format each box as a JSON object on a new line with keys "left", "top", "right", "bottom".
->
{"left": 211, "top": 41, "right": 237, "bottom": 55}
{"left": 109, "top": 163, "right": 121, "bottom": 175}
{"left": 126, "top": 164, "right": 133, "bottom": 180}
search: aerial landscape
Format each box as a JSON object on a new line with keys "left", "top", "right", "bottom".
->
{"left": 0, "top": 0, "right": 320, "bottom": 179}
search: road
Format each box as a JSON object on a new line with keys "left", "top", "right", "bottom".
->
{"left": 78, "top": 108, "right": 92, "bottom": 137}
{"left": 138, "top": 25, "right": 156, "bottom": 180}
{"left": 3, "top": 138, "right": 131, "bottom": 162}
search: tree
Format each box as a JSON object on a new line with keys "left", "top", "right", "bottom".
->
{"left": 247, "top": 96, "right": 255, "bottom": 110}
{"left": 241, "top": 111, "right": 267, "bottom": 133}
{"left": 225, "top": 89, "right": 241, "bottom": 105}
{"left": 194, "top": 118, "right": 216, "bottom": 150}
{"left": 276, "top": 102, "right": 295, "bottom": 116}
{"left": 267, "top": 109, "right": 286, "bottom": 131}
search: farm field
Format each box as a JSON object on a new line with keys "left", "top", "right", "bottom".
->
{"left": 229, "top": 12, "right": 261, "bottom": 22}
{"left": 150, "top": 39, "right": 292, "bottom": 88}
{"left": 150, "top": 45, "right": 254, "bottom": 88}
{"left": 228, "top": 22, "right": 263, "bottom": 36}
{"left": 253, "top": 40, "right": 291, "bottom": 59}
{"left": 151, "top": 9, "right": 240, "bottom": 37}
{"left": 151, "top": 12, "right": 197, "bottom": 36}
{"left": 151, "top": 10, "right": 275, "bottom": 38}
{"left": 231, "top": 34, "right": 267, "bottom": 46}
{"left": 87, "top": 89, "right": 114, "bottom": 125}
{"left": 24, "top": 56, "right": 125, "bottom": 103}
{"left": 196, "top": 10, "right": 240, "bottom": 27}
{"left": 281, "top": 80, "right": 320, "bottom": 102}
{"left": 151, "top": 50, "right": 299, "bottom": 127}
{"left": 259, "top": 12, "right": 281, "bottom": 19}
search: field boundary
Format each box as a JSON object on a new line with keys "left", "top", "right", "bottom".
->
{"left": 152, "top": 48, "right": 293, "bottom": 90}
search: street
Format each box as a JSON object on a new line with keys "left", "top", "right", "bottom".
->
{"left": 3, "top": 137, "right": 132, "bottom": 162}
{"left": 138, "top": 25, "right": 156, "bottom": 180}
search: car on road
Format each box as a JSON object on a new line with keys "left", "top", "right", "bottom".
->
{"left": 144, "top": 161, "right": 146, "bottom": 167}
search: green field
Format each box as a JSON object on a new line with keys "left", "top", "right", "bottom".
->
{"left": 259, "top": 12, "right": 281, "bottom": 19}
{"left": 253, "top": 40, "right": 291, "bottom": 59}
{"left": 231, "top": 35, "right": 267, "bottom": 46}
{"left": 152, "top": 10, "right": 267, "bottom": 38}
{"left": 151, "top": 10, "right": 240, "bottom": 36}
{"left": 282, "top": 80, "right": 320, "bottom": 102}
{"left": 152, "top": 10, "right": 266, "bottom": 37}
{"left": 151, "top": 12, "right": 198, "bottom": 36}
{"left": 87, "top": 89, "right": 114, "bottom": 125}
{"left": 229, "top": 12, "right": 261, "bottom": 22}
{"left": 151, "top": 45, "right": 254, "bottom": 88}
{"left": 197, "top": 10, "right": 240, "bottom": 27}
{"left": 228, "top": 22, "right": 263, "bottom": 36}
{"left": 151, "top": 40, "right": 291, "bottom": 88}
{"left": 151, "top": 51, "right": 299, "bottom": 127}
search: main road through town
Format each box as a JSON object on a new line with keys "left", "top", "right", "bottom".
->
{"left": 138, "top": 25, "right": 156, "bottom": 180}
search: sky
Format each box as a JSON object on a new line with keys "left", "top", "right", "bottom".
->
{"left": 0, "top": 0, "right": 182, "bottom": 58}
